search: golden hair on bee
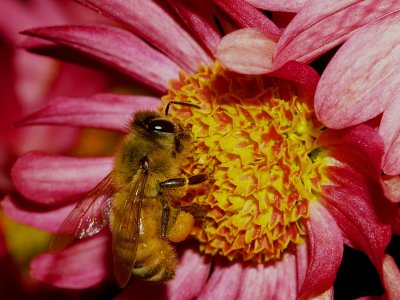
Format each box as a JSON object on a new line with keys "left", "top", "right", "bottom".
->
{"left": 49, "top": 102, "right": 208, "bottom": 288}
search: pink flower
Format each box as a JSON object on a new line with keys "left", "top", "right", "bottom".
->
{"left": 4, "top": 0, "right": 400, "bottom": 299}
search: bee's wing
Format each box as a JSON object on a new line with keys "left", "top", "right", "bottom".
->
{"left": 49, "top": 173, "right": 114, "bottom": 252}
{"left": 112, "top": 167, "right": 148, "bottom": 288}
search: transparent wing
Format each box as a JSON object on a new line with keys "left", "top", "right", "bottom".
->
{"left": 112, "top": 167, "right": 148, "bottom": 288}
{"left": 49, "top": 173, "right": 114, "bottom": 252}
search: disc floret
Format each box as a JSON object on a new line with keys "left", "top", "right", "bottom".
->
{"left": 162, "top": 63, "right": 329, "bottom": 263}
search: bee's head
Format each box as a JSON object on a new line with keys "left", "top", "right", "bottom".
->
{"left": 131, "top": 111, "right": 191, "bottom": 155}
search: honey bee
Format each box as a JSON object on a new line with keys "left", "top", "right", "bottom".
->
{"left": 50, "top": 102, "right": 207, "bottom": 288}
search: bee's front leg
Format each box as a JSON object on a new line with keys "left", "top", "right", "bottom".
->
{"left": 159, "top": 174, "right": 208, "bottom": 189}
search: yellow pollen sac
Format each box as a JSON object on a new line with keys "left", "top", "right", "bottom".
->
{"left": 162, "top": 62, "right": 329, "bottom": 263}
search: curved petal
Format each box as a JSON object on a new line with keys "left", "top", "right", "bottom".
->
{"left": 213, "top": 0, "right": 282, "bottom": 38}
{"left": 296, "top": 243, "right": 308, "bottom": 292}
{"left": 197, "top": 254, "right": 297, "bottom": 299}
{"left": 379, "top": 97, "right": 400, "bottom": 175}
{"left": 11, "top": 151, "right": 113, "bottom": 205}
{"left": 316, "top": 125, "right": 384, "bottom": 178}
{"left": 167, "top": 248, "right": 210, "bottom": 299}
{"left": 216, "top": 28, "right": 277, "bottom": 74}
{"left": 1, "top": 195, "right": 74, "bottom": 232}
{"left": 271, "top": 253, "right": 298, "bottom": 299}
{"left": 22, "top": 24, "right": 180, "bottom": 93}
{"left": 238, "top": 253, "right": 297, "bottom": 299}
{"left": 317, "top": 126, "right": 391, "bottom": 273}
{"left": 268, "top": 60, "right": 320, "bottom": 101}
{"left": 322, "top": 183, "right": 391, "bottom": 273}
{"left": 382, "top": 254, "right": 400, "bottom": 299}
{"left": 274, "top": 0, "right": 400, "bottom": 68}
{"left": 245, "top": 0, "right": 307, "bottom": 12}
{"left": 315, "top": 12, "right": 400, "bottom": 128}
{"left": 167, "top": 0, "right": 221, "bottom": 54}
{"left": 237, "top": 253, "right": 297, "bottom": 299}
{"left": 298, "top": 201, "right": 343, "bottom": 299}
{"left": 75, "top": 0, "right": 212, "bottom": 72}
{"left": 16, "top": 93, "right": 160, "bottom": 132}
{"left": 30, "top": 234, "right": 111, "bottom": 288}
{"left": 197, "top": 260, "right": 243, "bottom": 299}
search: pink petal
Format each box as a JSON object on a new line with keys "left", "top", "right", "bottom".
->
{"left": 298, "top": 201, "right": 343, "bottom": 299}
{"left": 11, "top": 151, "right": 113, "bottom": 205}
{"left": 30, "top": 234, "right": 111, "bottom": 288}
{"left": 268, "top": 60, "right": 320, "bottom": 101}
{"left": 316, "top": 125, "right": 384, "bottom": 178}
{"left": 274, "top": 0, "right": 400, "bottom": 68}
{"left": 167, "top": 0, "right": 221, "bottom": 54}
{"left": 11, "top": 126, "right": 79, "bottom": 156}
{"left": 382, "top": 254, "right": 400, "bottom": 299}
{"left": 238, "top": 253, "right": 297, "bottom": 299}
{"left": 213, "top": 0, "right": 282, "bottom": 38}
{"left": 317, "top": 127, "right": 391, "bottom": 273}
{"left": 296, "top": 244, "right": 308, "bottom": 292}
{"left": 322, "top": 182, "right": 391, "bottom": 272}
{"left": 42, "top": 60, "right": 111, "bottom": 102}
{"left": 1, "top": 195, "right": 74, "bottom": 232}
{"left": 379, "top": 97, "right": 400, "bottom": 175}
{"left": 245, "top": 0, "right": 307, "bottom": 12}
{"left": 167, "top": 248, "right": 210, "bottom": 299}
{"left": 17, "top": 93, "right": 160, "bottom": 132}
{"left": 197, "top": 255, "right": 298, "bottom": 299}
{"left": 22, "top": 24, "right": 180, "bottom": 93}
{"left": 315, "top": 12, "right": 400, "bottom": 128}
{"left": 197, "top": 260, "right": 243, "bottom": 299}
{"left": 75, "top": 0, "right": 212, "bottom": 72}
{"left": 271, "top": 253, "right": 298, "bottom": 299}
{"left": 381, "top": 175, "right": 400, "bottom": 203}
{"left": 216, "top": 28, "right": 277, "bottom": 74}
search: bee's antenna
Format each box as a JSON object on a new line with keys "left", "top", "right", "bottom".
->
{"left": 165, "top": 101, "right": 200, "bottom": 115}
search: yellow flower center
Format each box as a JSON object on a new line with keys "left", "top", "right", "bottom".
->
{"left": 162, "top": 62, "right": 329, "bottom": 263}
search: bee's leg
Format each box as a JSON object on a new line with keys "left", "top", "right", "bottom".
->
{"left": 165, "top": 206, "right": 195, "bottom": 243}
{"left": 159, "top": 174, "right": 207, "bottom": 239}
{"left": 160, "top": 196, "right": 170, "bottom": 239}
{"left": 159, "top": 174, "right": 208, "bottom": 189}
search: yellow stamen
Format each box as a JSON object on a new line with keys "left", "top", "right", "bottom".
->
{"left": 162, "top": 62, "right": 329, "bottom": 263}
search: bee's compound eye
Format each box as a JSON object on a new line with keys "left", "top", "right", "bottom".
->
{"left": 148, "top": 119, "right": 175, "bottom": 133}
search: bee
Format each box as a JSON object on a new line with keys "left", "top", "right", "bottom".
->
{"left": 50, "top": 102, "right": 208, "bottom": 288}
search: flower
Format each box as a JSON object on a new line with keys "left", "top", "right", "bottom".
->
{"left": 4, "top": 0, "right": 400, "bottom": 299}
